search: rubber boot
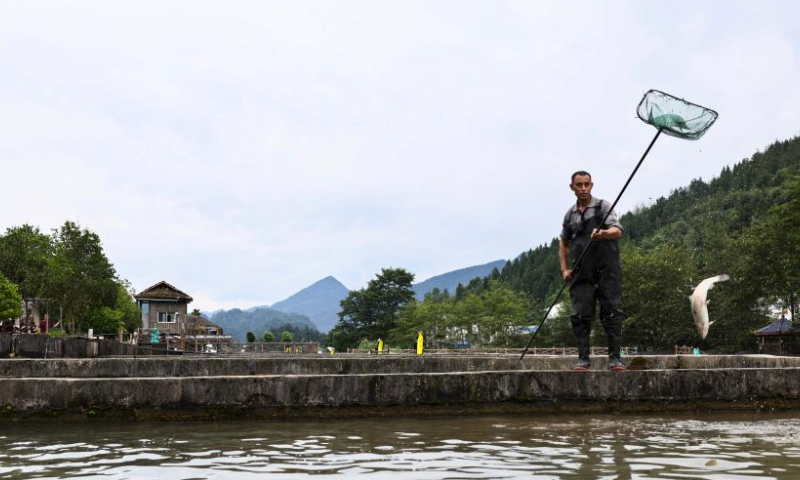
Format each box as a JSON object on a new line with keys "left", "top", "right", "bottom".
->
{"left": 571, "top": 318, "right": 591, "bottom": 371}
{"left": 603, "top": 319, "right": 624, "bottom": 371}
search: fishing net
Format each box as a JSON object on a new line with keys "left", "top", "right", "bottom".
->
{"left": 636, "top": 89, "right": 718, "bottom": 140}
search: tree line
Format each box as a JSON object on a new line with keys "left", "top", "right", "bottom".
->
{"left": 246, "top": 330, "right": 298, "bottom": 343}
{"left": 327, "top": 268, "right": 532, "bottom": 351}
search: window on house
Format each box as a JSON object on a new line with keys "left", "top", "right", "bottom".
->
{"left": 158, "top": 312, "right": 176, "bottom": 323}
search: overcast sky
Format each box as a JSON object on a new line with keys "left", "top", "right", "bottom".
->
{"left": 1, "top": 1, "right": 799, "bottom": 310}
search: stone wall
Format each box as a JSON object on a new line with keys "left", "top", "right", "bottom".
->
{"left": 1, "top": 355, "right": 800, "bottom": 419}
{"left": 3, "top": 354, "right": 800, "bottom": 378}
{"left": 0, "top": 334, "right": 139, "bottom": 359}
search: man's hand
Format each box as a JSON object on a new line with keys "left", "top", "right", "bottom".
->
{"left": 591, "top": 226, "right": 622, "bottom": 241}
{"left": 561, "top": 268, "right": 573, "bottom": 282}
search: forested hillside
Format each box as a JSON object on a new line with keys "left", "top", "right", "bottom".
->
{"left": 211, "top": 307, "right": 324, "bottom": 343}
{"left": 412, "top": 260, "right": 506, "bottom": 299}
{"left": 463, "top": 136, "right": 800, "bottom": 352}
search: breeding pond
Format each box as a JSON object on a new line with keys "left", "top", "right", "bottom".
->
{"left": 2, "top": 413, "right": 800, "bottom": 479}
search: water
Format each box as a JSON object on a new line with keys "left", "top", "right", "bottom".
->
{"left": 2, "top": 413, "right": 800, "bottom": 479}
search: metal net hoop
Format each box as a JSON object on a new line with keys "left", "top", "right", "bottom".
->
{"left": 636, "top": 89, "right": 718, "bottom": 140}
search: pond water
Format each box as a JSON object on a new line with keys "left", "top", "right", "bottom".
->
{"left": 1, "top": 412, "right": 799, "bottom": 479}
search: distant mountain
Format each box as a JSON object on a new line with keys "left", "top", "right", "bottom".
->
{"left": 270, "top": 276, "right": 350, "bottom": 333}
{"left": 210, "top": 307, "right": 319, "bottom": 342}
{"left": 412, "top": 260, "right": 507, "bottom": 299}
{"left": 245, "top": 305, "right": 269, "bottom": 313}
{"left": 199, "top": 309, "right": 223, "bottom": 319}
{"left": 217, "top": 262, "right": 509, "bottom": 335}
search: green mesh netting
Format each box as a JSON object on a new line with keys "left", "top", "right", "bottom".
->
{"left": 637, "top": 89, "right": 718, "bottom": 140}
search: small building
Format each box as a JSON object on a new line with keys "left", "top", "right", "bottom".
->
{"left": 754, "top": 316, "right": 800, "bottom": 355}
{"left": 183, "top": 313, "right": 233, "bottom": 352}
{"left": 185, "top": 313, "right": 223, "bottom": 336}
{"left": 134, "top": 281, "right": 230, "bottom": 353}
{"left": 135, "top": 281, "right": 193, "bottom": 336}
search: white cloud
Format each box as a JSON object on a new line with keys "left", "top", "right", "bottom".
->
{"left": 1, "top": 0, "right": 798, "bottom": 309}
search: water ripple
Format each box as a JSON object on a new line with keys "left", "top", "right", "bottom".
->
{"left": 1, "top": 413, "right": 800, "bottom": 479}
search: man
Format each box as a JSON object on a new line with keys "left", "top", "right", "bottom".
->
{"left": 559, "top": 171, "right": 625, "bottom": 371}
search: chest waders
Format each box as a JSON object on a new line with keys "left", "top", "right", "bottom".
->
{"left": 565, "top": 203, "right": 623, "bottom": 367}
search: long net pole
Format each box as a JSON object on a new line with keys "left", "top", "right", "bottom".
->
{"left": 520, "top": 128, "right": 663, "bottom": 360}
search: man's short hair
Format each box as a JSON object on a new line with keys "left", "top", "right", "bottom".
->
{"left": 571, "top": 171, "right": 592, "bottom": 183}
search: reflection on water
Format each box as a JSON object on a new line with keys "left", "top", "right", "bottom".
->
{"left": 1, "top": 413, "right": 800, "bottom": 479}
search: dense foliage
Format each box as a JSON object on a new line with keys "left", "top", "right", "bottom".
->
{"left": 392, "top": 282, "right": 531, "bottom": 349}
{"left": 328, "top": 268, "right": 416, "bottom": 350}
{"left": 0, "top": 221, "right": 139, "bottom": 333}
{"left": 0, "top": 271, "right": 23, "bottom": 321}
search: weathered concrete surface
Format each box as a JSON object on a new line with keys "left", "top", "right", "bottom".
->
{"left": 1, "top": 354, "right": 797, "bottom": 378}
{"left": 1, "top": 355, "right": 799, "bottom": 420}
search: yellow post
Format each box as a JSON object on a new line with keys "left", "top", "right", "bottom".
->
{"left": 377, "top": 338, "right": 384, "bottom": 354}
{"left": 416, "top": 331, "right": 424, "bottom": 355}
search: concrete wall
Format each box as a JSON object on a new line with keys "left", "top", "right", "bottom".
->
{"left": 2, "top": 354, "right": 800, "bottom": 378}
{"left": 1, "top": 355, "right": 800, "bottom": 420}
{"left": 0, "top": 334, "right": 140, "bottom": 359}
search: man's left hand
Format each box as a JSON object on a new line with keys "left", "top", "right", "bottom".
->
{"left": 591, "top": 227, "right": 622, "bottom": 241}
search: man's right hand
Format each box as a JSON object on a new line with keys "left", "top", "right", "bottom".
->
{"left": 561, "top": 268, "right": 573, "bottom": 282}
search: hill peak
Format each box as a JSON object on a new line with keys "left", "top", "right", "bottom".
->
{"left": 269, "top": 276, "right": 350, "bottom": 332}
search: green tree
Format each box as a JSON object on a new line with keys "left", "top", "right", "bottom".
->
{"left": 529, "top": 298, "right": 574, "bottom": 348}
{"left": 485, "top": 281, "right": 530, "bottom": 347}
{"left": 281, "top": 330, "right": 294, "bottom": 342}
{"left": 393, "top": 280, "right": 530, "bottom": 349}
{"left": 739, "top": 177, "right": 800, "bottom": 319}
{"left": 391, "top": 297, "right": 456, "bottom": 348}
{"left": 0, "top": 225, "right": 52, "bottom": 299}
{"left": 115, "top": 281, "right": 141, "bottom": 332}
{"left": 621, "top": 245, "right": 698, "bottom": 351}
{"left": 77, "top": 282, "right": 139, "bottom": 334}
{"left": 86, "top": 306, "right": 124, "bottom": 334}
{"left": 327, "top": 321, "right": 360, "bottom": 351}
{"left": 424, "top": 287, "right": 450, "bottom": 303}
{"left": 390, "top": 300, "right": 423, "bottom": 347}
{"left": 44, "top": 221, "right": 119, "bottom": 333}
{"left": 263, "top": 331, "right": 275, "bottom": 342}
{"left": 331, "top": 267, "right": 415, "bottom": 349}
{"left": 246, "top": 331, "right": 256, "bottom": 343}
{"left": 0, "top": 272, "right": 23, "bottom": 321}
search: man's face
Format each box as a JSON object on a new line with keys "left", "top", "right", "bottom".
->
{"left": 570, "top": 175, "right": 593, "bottom": 202}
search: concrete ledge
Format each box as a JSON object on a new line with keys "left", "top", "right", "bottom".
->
{"left": 0, "top": 354, "right": 797, "bottom": 378}
{"left": 0, "top": 355, "right": 799, "bottom": 420}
